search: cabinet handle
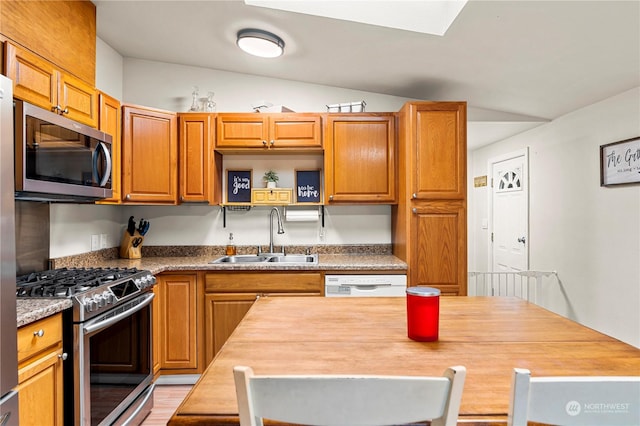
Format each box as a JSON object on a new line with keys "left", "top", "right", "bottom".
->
{"left": 52, "top": 105, "right": 61, "bottom": 113}
{"left": 412, "top": 193, "right": 417, "bottom": 199}
{"left": 58, "top": 353, "right": 68, "bottom": 361}
{"left": 262, "top": 140, "right": 267, "bottom": 146}
{"left": 61, "top": 107, "right": 69, "bottom": 114}
{"left": 126, "top": 194, "right": 131, "bottom": 200}
{"left": 412, "top": 208, "right": 417, "bottom": 214}
{"left": 33, "top": 329, "right": 44, "bottom": 338}
{"left": 329, "top": 195, "right": 334, "bottom": 201}
{"left": 270, "top": 140, "right": 275, "bottom": 146}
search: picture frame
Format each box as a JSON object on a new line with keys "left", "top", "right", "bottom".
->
{"left": 600, "top": 137, "right": 640, "bottom": 186}
{"left": 226, "top": 169, "right": 252, "bottom": 203}
{"left": 295, "top": 169, "right": 322, "bottom": 203}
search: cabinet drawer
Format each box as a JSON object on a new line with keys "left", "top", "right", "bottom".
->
{"left": 17, "top": 313, "right": 63, "bottom": 364}
{"left": 251, "top": 188, "right": 292, "bottom": 204}
{"left": 206, "top": 272, "right": 322, "bottom": 293}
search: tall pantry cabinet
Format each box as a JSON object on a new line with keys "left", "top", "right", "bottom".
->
{"left": 392, "top": 102, "right": 467, "bottom": 295}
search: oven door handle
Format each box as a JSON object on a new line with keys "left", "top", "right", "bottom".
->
{"left": 83, "top": 292, "right": 155, "bottom": 335}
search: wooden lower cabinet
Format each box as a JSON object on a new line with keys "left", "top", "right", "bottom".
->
{"left": 16, "top": 313, "right": 64, "bottom": 426}
{"left": 155, "top": 273, "right": 204, "bottom": 374}
{"left": 204, "top": 272, "right": 322, "bottom": 365}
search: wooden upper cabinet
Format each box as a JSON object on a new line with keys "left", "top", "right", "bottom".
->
{"left": 407, "top": 102, "right": 466, "bottom": 200}
{"left": 97, "top": 92, "right": 122, "bottom": 204}
{"left": 0, "top": 0, "right": 96, "bottom": 85}
{"left": 324, "top": 113, "right": 396, "bottom": 204}
{"left": 122, "top": 105, "right": 178, "bottom": 204}
{"left": 4, "top": 42, "right": 98, "bottom": 127}
{"left": 178, "top": 113, "right": 222, "bottom": 204}
{"left": 216, "top": 113, "right": 322, "bottom": 151}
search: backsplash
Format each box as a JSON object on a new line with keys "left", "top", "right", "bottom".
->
{"left": 50, "top": 244, "right": 393, "bottom": 269}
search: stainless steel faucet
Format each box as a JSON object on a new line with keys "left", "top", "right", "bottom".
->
{"left": 269, "top": 207, "right": 285, "bottom": 253}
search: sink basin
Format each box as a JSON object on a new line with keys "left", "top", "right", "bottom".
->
{"left": 211, "top": 255, "right": 272, "bottom": 264}
{"left": 210, "top": 253, "right": 318, "bottom": 265}
{"left": 267, "top": 254, "right": 318, "bottom": 264}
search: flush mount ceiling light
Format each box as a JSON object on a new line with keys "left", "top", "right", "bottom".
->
{"left": 237, "top": 28, "right": 285, "bottom": 58}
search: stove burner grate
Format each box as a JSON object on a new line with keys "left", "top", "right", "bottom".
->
{"left": 16, "top": 267, "right": 141, "bottom": 298}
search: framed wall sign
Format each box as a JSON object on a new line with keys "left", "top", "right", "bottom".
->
{"left": 600, "top": 137, "right": 640, "bottom": 186}
{"left": 226, "top": 169, "right": 252, "bottom": 203}
{"left": 295, "top": 169, "right": 322, "bottom": 203}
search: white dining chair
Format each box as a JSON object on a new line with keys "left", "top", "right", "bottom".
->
{"left": 233, "top": 365, "right": 466, "bottom": 426}
{"left": 508, "top": 368, "right": 640, "bottom": 426}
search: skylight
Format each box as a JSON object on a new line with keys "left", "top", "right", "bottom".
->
{"left": 244, "top": 0, "right": 468, "bottom": 36}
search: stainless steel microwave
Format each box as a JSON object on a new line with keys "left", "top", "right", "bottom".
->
{"left": 14, "top": 100, "right": 113, "bottom": 202}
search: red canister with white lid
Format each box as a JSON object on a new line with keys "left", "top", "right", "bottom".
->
{"left": 406, "top": 286, "right": 440, "bottom": 341}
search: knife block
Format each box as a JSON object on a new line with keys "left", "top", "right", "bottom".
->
{"left": 119, "top": 230, "right": 144, "bottom": 259}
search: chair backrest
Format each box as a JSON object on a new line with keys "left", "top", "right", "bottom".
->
{"left": 233, "top": 365, "right": 466, "bottom": 426}
{"left": 508, "top": 368, "right": 640, "bottom": 426}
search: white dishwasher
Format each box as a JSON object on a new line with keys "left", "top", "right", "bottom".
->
{"left": 325, "top": 275, "right": 407, "bottom": 297}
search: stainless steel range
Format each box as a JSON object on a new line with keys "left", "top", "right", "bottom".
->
{"left": 16, "top": 267, "right": 156, "bottom": 426}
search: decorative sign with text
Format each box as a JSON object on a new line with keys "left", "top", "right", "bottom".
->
{"left": 226, "top": 169, "right": 252, "bottom": 202}
{"left": 600, "top": 137, "right": 640, "bottom": 186}
{"left": 295, "top": 169, "right": 322, "bottom": 203}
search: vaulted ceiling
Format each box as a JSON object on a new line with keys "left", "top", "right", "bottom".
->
{"left": 95, "top": 0, "right": 640, "bottom": 149}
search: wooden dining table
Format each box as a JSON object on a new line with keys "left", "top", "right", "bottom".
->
{"left": 168, "top": 296, "right": 640, "bottom": 425}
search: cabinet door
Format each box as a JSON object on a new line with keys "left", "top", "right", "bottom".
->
{"left": 157, "top": 274, "right": 199, "bottom": 370}
{"left": 58, "top": 72, "right": 98, "bottom": 127}
{"left": 216, "top": 114, "right": 268, "bottom": 149}
{"left": 122, "top": 105, "right": 178, "bottom": 203}
{"left": 410, "top": 201, "right": 466, "bottom": 295}
{"left": 178, "top": 113, "right": 223, "bottom": 203}
{"left": 17, "top": 349, "right": 64, "bottom": 426}
{"left": 324, "top": 114, "right": 396, "bottom": 203}
{"left": 269, "top": 114, "right": 322, "bottom": 149}
{"left": 204, "top": 293, "right": 257, "bottom": 365}
{"left": 410, "top": 103, "right": 466, "bottom": 200}
{"left": 5, "top": 42, "right": 98, "bottom": 127}
{"left": 97, "top": 92, "right": 122, "bottom": 204}
{"left": 5, "top": 42, "right": 57, "bottom": 109}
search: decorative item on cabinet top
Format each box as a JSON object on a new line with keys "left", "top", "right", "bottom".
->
{"left": 327, "top": 101, "right": 366, "bottom": 113}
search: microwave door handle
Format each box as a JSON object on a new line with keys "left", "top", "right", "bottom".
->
{"left": 92, "top": 142, "right": 112, "bottom": 187}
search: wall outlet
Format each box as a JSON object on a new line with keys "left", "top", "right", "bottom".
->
{"left": 100, "top": 234, "right": 108, "bottom": 249}
{"left": 91, "top": 234, "right": 100, "bottom": 251}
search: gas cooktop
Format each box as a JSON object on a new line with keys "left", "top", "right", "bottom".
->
{"left": 16, "top": 267, "right": 156, "bottom": 321}
{"left": 16, "top": 267, "right": 146, "bottom": 298}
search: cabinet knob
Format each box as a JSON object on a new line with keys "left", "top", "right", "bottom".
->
{"left": 33, "top": 329, "right": 44, "bottom": 338}
{"left": 52, "top": 105, "right": 61, "bottom": 113}
{"left": 412, "top": 208, "right": 417, "bottom": 214}
{"left": 262, "top": 140, "right": 267, "bottom": 146}
{"left": 329, "top": 195, "right": 333, "bottom": 201}
{"left": 270, "top": 140, "right": 275, "bottom": 146}
{"left": 58, "top": 353, "right": 68, "bottom": 361}
{"left": 126, "top": 194, "right": 131, "bottom": 200}
{"left": 412, "top": 193, "right": 417, "bottom": 199}
{"left": 61, "top": 107, "right": 69, "bottom": 114}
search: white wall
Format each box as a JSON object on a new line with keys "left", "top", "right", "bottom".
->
{"left": 468, "top": 87, "right": 640, "bottom": 347}
{"left": 95, "top": 38, "right": 123, "bottom": 100}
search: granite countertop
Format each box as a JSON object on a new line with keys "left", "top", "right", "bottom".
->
{"left": 89, "top": 253, "right": 408, "bottom": 275}
{"left": 18, "top": 250, "right": 407, "bottom": 327}
{"left": 17, "top": 298, "right": 73, "bottom": 328}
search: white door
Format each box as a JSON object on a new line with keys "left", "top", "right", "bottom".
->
{"left": 490, "top": 150, "right": 529, "bottom": 273}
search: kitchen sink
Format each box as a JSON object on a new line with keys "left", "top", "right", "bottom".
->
{"left": 210, "top": 253, "right": 318, "bottom": 265}
{"left": 267, "top": 254, "right": 317, "bottom": 263}
{"left": 211, "top": 255, "right": 273, "bottom": 263}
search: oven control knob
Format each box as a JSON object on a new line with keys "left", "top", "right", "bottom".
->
{"left": 83, "top": 297, "right": 97, "bottom": 312}
{"left": 94, "top": 294, "right": 105, "bottom": 308}
{"left": 102, "top": 291, "right": 114, "bottom": 305}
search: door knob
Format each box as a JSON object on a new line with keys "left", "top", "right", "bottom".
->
{"left": 517, "top": 236, "right": 526, "bottom": 244}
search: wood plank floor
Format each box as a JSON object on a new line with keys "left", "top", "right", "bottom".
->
{"left": 140, "top": 385, "right": 192, "bottom": 426}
